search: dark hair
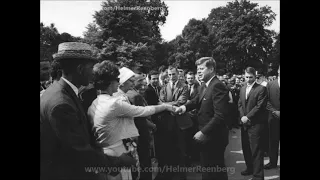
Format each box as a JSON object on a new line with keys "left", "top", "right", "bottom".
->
{"left": 158, "top": 65, "right": 167, "bottom": 73}
{"left": 148, "top": 70, "right": 159, "bottom": 79}
{"left": 195, "top": 57, "right": 216, "bottom": 70}
{"left": 185, "top": 70, "right": 195, "bottom": 76}
{"left": 50, "top": 60, "right": 62, "bottom": 81}
{"left": 245, "top": 67, "right": 256, "bottom": 76}
{"left": 58, "top": 58, "right": 93, "bottom": 76}
{"left": 92, "top": 60, "right": 120, "bottom": 90}
{"left": 167, "top": 65, "right": 178, "bottom": 72}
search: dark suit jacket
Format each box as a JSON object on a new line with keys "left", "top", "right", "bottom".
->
{"left": 126, "top": 89, "right": 152, "bottom": 145}
{"left": 159, "top": 81, "right": 193, "bottom": 130}
{"left": 187, "top": 83, "right": 200, "bottom": 116}
{"left": 185, "top": 76, "right": 229, "bottom": 147}
{"left": 266, "top": 79, "right": 280, "bottom": 119}
{"left": 188, "top": 82, "right": 200, "bottom": 101}
{"left": 78, "top": 83, "right": 97, "bottom": 114}
{"left": 238, "top": 82, "right": 268, "bottom": 125}
{"left": 144, "top": 84, "right": 160, "bottom": 106}
{"left": 144, "top": 84, "right": 161, "bottom": 124}
{"left": 40, "top": 79, "right": 118, "bottom": 180}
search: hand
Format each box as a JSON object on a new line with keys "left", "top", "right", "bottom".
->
{"left": 272, "top": 111, "right": 280, "bottom": 118}
{"left": 118, "top": 152, "right": 137, "bottom": 168}
{"left": 193, "top": 131, "right": 207, "bottom": 143}
{"left": 241, "top": 116, "right": 249, "bottom": 124}
{"left": 175, "top": 106, "right": 185, "bottom": 115}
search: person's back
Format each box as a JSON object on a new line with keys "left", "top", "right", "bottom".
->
{"left": 40, "top": 79, "right": 94, "bottom": 179}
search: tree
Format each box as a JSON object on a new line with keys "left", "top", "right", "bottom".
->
{"left": 82, "top": 0, "right": 169, "bottom": 69}
{"left": 40, "top": 22, "right": 60, "bottom": 62}
{"left": 97, "top": 39, "right": 154, "bottom": 70}
{"left": 40, "top": 22, "right": 82, "bottom": 62}
{"left": 209, "top": 0, "right": 276, "bottom": 74}
{"left": 85, "top": 0, "right": 168, "bottom": 45}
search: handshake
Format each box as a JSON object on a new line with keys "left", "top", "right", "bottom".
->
{"left": 163, "top": 103, "right": 185, "bottom": 115}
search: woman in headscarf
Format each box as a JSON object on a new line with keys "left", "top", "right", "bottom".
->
{"left": 87, "top": 60, "right": 176, "bottom": 180}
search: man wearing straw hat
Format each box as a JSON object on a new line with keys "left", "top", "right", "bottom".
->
{"left": 40, "top": 42, "right": 136, "bottom": 180}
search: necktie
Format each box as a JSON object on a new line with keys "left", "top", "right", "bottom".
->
{"left": 189, "top": 84, "right": 193, "bottom": 96}
{"left": 171, "top": 82, "right": 175, "bottom": 94}
{"left": 246, "top": 86, "right": 250, "bottom": 100}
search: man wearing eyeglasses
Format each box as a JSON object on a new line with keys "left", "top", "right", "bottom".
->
{"left": 238, "top": 67, "right": 268, "bottom": 180}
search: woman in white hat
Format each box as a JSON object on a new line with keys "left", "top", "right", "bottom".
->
{"left": 87, "top": 61, "right": 176, "bottom": 180}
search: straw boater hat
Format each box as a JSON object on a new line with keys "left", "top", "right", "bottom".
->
{"left": 118, "top": 67, "right": 136, "bottom": 85}
{"left": 52, "top": 42, "right": 97, "bottom": 62}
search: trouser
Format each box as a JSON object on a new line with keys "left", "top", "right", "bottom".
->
{"left": 200, "top": 141, "right": 228, "bottom": 180}
{"left": 241, "top": 124, "right": 265, "bottom": 180}
{"left": 268, "top": 116, "right": 280, "bottom": 165}
{"left": 136, "top": 141, "right": 152, "bottom": 180}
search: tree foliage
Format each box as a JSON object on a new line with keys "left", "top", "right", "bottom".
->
{"left": 166, "top": 0, "right": 278, "bottom": 74}
{"left": 41, "top": 0, "right": 279, "bottom": 76}
{"left": 40, "top": 22, "right": 82, "bottom": 62}
{"left": 82, "top": 0, "right": 168, "bottom": 70}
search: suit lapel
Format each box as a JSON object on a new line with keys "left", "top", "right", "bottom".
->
{"left": 172, "top": 81, "right": 181, "bottom": 100}
{"left": 58, "top": 79, "right": 90, "bottom": 136}
{"left": 246, "top": 83, "right": 257, "bottom": 102}
{"left": 274, "top": 80, "right": 280, "bottom": 101}
{"left": 241, "top": 85, "right": 247, "bottom": 107}
{"left": 199, "top": 77, "right": 216, "bottom": 102}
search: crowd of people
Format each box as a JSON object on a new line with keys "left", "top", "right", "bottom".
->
{"left": 40, "top": 42, "right": 280, "bottom": 180}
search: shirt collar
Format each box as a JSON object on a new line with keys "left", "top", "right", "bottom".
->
{"left": 61, "top": 77, "right": 78, "bottom": 96}
{"left": 170, "top": 80, "right": 178, "bottom": 87}
{"left": 205, "top": 75, "right": 215, "bottom": 87}
{"left": 247, "top": 81, "right": 256, "bottom": 88}
{"left": 117, "top": 88, "right": 126, "bottom": 95}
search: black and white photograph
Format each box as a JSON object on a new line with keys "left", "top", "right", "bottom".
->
{"left": 40, "top": 0, "right": 280, "bottom": 180}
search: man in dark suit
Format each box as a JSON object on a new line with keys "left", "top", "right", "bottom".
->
{"left": 238, "top": 67, "right": 268, "bottom": 180}
{"left": 176, "top": 57, "right": 230, "bottom": 180}
{"left": 185, "top": 70, "right": 201, "bottom": 163}
{"left": 145, "top": 70, "right": 161, "bottom": 107}
{"left": 157, "top": 66, "right": 193, "bottom": 180}
{"left": 127, "top": 75, "right": 155, "bottom": 180}
{"left": 264, "top": 65, "right": 280, "bottom": 170}
{"left": 40, "top": 42, "right": 135, "bottom": 180}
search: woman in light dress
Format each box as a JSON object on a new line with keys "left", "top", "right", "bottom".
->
{"left": 87, "top": 61, "right": 176, "bottom": 180}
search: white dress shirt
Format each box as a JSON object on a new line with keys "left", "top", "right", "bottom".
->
{"left": 260, "top": 81, "right": 267, "bottom": 87}
{"left": 278, "top": 77, "right": 280, "bottom": 88}
{"left": 246, "top": 81, "right": 256, "bottom": 99}
{"left": 61, "top": 77, "right": 78, "bottom": 96}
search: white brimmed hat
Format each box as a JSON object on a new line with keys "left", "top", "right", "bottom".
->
{"left": 118, "top": 67, "right": 135, "bottom": 85}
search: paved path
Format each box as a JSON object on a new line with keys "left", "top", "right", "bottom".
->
{"left": 152, "top": 128, "right": 280, "bottom": 180}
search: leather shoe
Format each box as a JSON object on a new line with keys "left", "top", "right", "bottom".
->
{"left": 264, "top": 162, "right": 277, "bottom": 169}
{"left": 241, "top": 169, "right": 253, "bottom": 176}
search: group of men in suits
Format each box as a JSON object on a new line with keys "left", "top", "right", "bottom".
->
{"left": 41, "top": 42, "right": 280, "bottom": 180}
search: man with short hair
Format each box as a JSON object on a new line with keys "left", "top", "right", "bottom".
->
{"left": 185, "top": 70, "right": 201, "bottom": 163}
{"left": 157, "top": 66, "right": 193, "bottom": 180}
{"left": 176, "top": 57, "right": 230, "bottom": 180}
{"left": 264, "top": 65, "right": 280, "bottom": 170}
{"left": 238, "top": 67, "right": 268, "bottom": 180}
{"left": 256, "top": 73, "right": 268, "bottom": 87}
{"left": 40, "top": 42, "right": 135, "bottom": 180}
